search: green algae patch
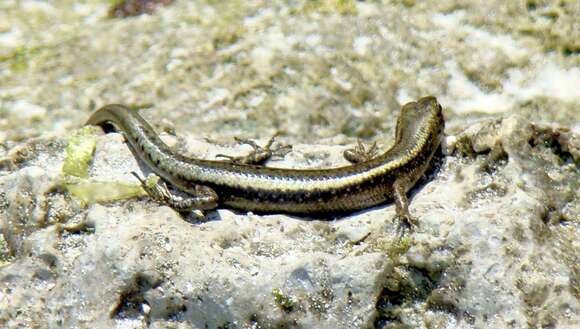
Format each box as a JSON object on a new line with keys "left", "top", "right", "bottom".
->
{"left": 62, "top": 127, "right": 98, "bottom": 178}
{"left": 65, "top": 177, "right": 146, "bottom": 205}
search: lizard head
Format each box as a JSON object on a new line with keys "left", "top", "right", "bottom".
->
{"left": 396, "top": 96, "right": 445, "bottom": 147}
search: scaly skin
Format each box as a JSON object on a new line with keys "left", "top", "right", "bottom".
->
{"left": 86, "top": 96, "right": 444, "bottom": 221}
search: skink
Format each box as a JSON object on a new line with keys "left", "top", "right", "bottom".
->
{"left": 86, "top": 96, "right": 444, "bottom": 221}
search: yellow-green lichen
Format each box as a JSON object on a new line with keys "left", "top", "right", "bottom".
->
{"left": 62, "top": 126, "right": 98, "bottom": 178}
{"left": 64, "top": 178, "right": 145, "bottom": 205}
{"left": 62, "top": 126, "right": 146, "bottom": 205}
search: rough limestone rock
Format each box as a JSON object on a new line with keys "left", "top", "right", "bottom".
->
{"left": 1, "top": 114, "right": 578, "bottom": 328}
{"left": 1, "top": 1, "right": 578, "bottom": 328}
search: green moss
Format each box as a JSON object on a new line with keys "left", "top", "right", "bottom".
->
{"left": 272, "top": 288, "right": 296, "bottom": 312}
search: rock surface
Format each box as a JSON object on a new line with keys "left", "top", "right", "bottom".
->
{"left": 1, "top": 115, "right": 578, "bottom": 328}
{"left": 1, "top": 1, "right": 579, "bottom": 328}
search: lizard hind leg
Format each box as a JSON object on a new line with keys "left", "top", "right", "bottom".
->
{"left": 131, "top": 172, "right": 218, "bottom": 211}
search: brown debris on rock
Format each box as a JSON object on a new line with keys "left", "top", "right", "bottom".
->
{"left": 109, "top": 0, "right": 175, "bottom": 18}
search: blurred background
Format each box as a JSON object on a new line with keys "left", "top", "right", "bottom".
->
{"left": 0, "top": 0, "right": 578, "bottom": 143}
